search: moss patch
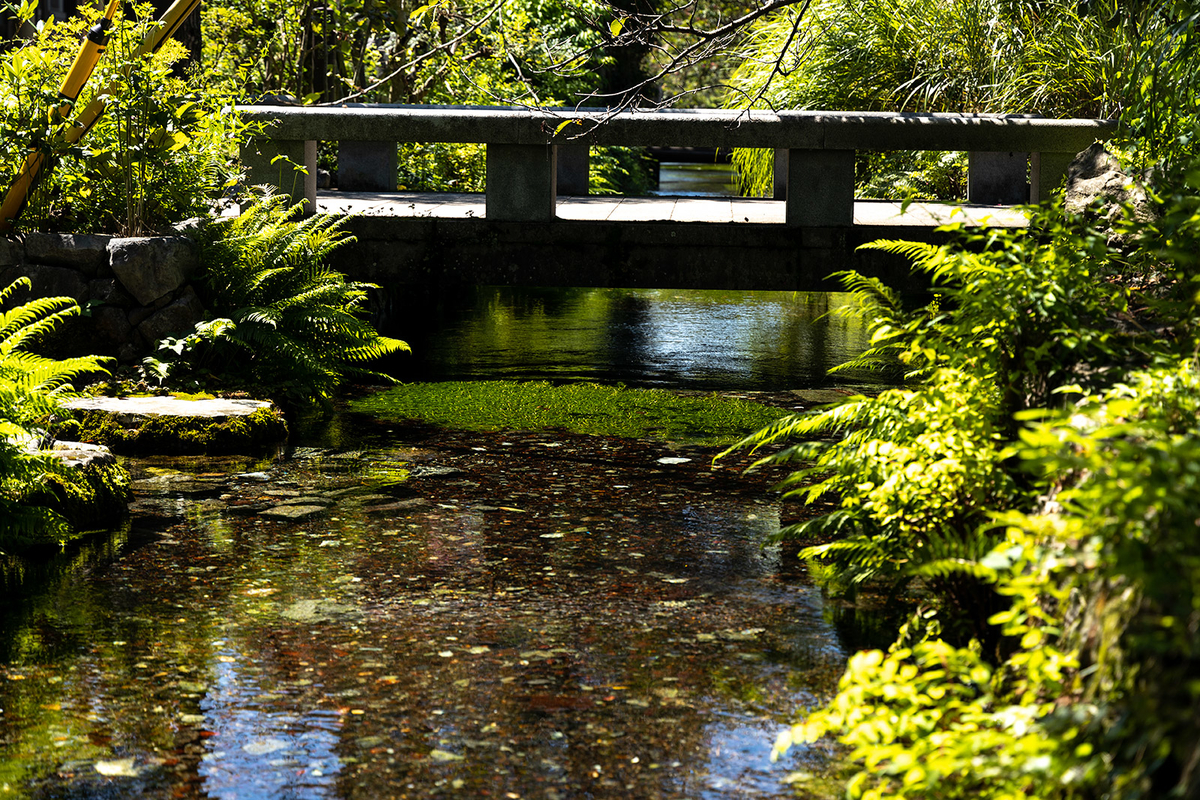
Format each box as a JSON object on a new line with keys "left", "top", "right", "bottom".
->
{"left": 350, "top": 380, "right": 786, "bottom": 446}
{"left": 57, "top": 405, "right": 288, "bottom": 455}
{"left": 23, "top": 460, "right": 132, "bottom": 543}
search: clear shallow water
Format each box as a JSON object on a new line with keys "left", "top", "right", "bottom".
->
{"left": 375, "top": 287, "right": 877, "bottom": 391}
{"left": 0, "top": 428, "right": 850, "bottom": 799}
{"left": 653, "top": 162, "right": 739, "bottom": 197}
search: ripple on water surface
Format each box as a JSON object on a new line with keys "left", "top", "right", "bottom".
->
{"left": 0, "top": 428, "right": 849, "bottom": 799}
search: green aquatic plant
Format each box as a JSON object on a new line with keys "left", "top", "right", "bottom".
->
{"left": 350, "top": 380, "right": 785, "bottom": 445}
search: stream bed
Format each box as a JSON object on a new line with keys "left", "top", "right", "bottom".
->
{"left": 1, "top": 410, "right": 849, "bottom": 799}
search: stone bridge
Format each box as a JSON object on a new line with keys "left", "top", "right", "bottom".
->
{"left": 239, "top": 105, "right": 1116, "bottom": 291}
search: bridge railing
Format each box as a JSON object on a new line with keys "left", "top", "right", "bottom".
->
{"left": 237, "top": 105, "right": 1116, "bottom": 225}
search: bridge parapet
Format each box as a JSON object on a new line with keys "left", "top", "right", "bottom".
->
{"left": 237, "top": 104, "right": 1116, "bottom": 225}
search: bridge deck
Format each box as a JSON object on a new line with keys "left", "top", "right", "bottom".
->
{"left": 316, "top": 191, "right": 1029, "bottom": 228}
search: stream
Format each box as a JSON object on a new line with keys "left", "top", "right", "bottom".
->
{"left": 2, "top": 190, "right": 880, "bottom": 797}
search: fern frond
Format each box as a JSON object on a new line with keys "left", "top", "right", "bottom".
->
{"left": 909, "top": 558, "right": 998, "bottom": 582}
{"left": 828, "top": 269, "right": 902, "bottom": 312}
{"left": 0, "top": 297, "right": 80, "bottom": 347}
{"left": 858, "top": 238, "right": 943, "bottom": 265}
{"left": 341, "top": 336, "right": 411, "bottom": 362}
{"left": 0, "top": 277, "right": 32, "bottom": 306}
{"left": 771, "top": 509, "right": 866, "bottom": 543}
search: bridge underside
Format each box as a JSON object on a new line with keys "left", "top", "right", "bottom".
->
{"left": 322, "top": 191, "right": 1028, "bottom": 292}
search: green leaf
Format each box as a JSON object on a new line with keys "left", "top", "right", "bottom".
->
{"left": 554, "top": 119, "right": 581, "bottom": 136}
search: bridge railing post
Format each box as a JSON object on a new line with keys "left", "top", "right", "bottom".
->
{"left": 241, "top": 138, "right": 317, "bottom": 213}
{"left": 773, "top": 149, "right": 788, "bottom": 200}
{"left": 556, "top": 145, "right": 590, "bottom": 196}
{"left": 338, "top": 141, "right": 398, "bottom": 192}
{"left": 785, "top": 149, "right": 854, "bottom": 227}
{"left": 967, "top": 151, "right": 1028, "bottom": 205}
{"left": 485, "top": 144, "right": 558, "bottom": 221}
{"left": 1030, "top": 151, "right": 1077, "bottom": 203}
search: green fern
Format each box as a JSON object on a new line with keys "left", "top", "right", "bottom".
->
{"left": 170, "top": 193, "right": 409, "bottom": 404}
{"left": 0, "top": 279, "right": 113, "bottom": 549}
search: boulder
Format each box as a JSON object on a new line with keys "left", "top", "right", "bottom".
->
{"left": 136, "top": 286, "right": 205, "bottom": 346}
{"left": 93, "top": 305, "right": 134, "bottom": 347}
{"left": 16, "top": 263, "right": 89, "bottom": 300}
{"left": 18, "top": 439, "right": 131, "bottom": 538}
{"left": 0, "top": 237, "right": 21, "bottom": 269}
{"left": 1065, "top": 143, "right": 1156, "bottom": 224}
{"left": 109, "top": 236, "right": 198, "bottom": 305}
{"left": 24, "top": 233, "right": 111, "bottom": 274}
{"left": 47, "top": 440, "right": 117, "bottom": 470}
{"left": 87, "top": 277, "right": 134, "bottom": 306}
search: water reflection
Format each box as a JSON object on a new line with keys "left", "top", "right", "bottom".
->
{"left": 375, "top": 287, "right": 876, "bottom": 390}
{"left": 198, "top": 649, "right": 343, "bottom": 798}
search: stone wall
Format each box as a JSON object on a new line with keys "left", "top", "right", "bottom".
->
{"left": 0, "top": 231, "right": 206, "bottom": 364}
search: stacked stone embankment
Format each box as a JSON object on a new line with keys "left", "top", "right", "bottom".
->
{"left": 0, "top": 227, "right": 204, "bottom": 364}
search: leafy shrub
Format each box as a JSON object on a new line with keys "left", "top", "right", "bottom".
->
{"left": 777, "top": 362, "right": 1200, "bottom": 799}
{"left": 728, "top": 369, "right": 1012, "bottom": 625}
{"left": 147, "top": 193, "right": 408, "bottom": 406}
{"left": 0, "top": 3, "right": 241, "bottom": 234}
{"left": 722, "top": 207, "right": 1150, "bottom": 639}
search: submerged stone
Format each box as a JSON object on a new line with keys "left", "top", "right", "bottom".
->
{"left": 56, "top": 396, "right": 287, "bottom": 455}
{"left": 261, "top": 504, "right": 326, "bottom": 520}
{"left": 364, "top": 498, "right": 430, "bottom": 513}
{"left": 279, "top": 599, "right": 359, "bottom": 623}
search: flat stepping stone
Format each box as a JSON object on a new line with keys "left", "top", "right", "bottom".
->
{"left": 56, "top": 396, "right": 288, "bottom": 455}
{"left": 62, "top": 396, "right": 273, "bottom": 419}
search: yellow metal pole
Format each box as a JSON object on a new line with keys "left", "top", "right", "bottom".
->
{"left": 0, "top": 0, "right": 200, "bottom": 232}
{"left": 0, "top": 0, "right": 121, "bottom": 231}
{"left": 65, "top": 0, "right": 202, "bottom": 145}
{"left": 57, "top": 0, "right": 123, "bottom": 116}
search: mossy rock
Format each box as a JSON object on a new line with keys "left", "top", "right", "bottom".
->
{"left": 55, "top": 397, "right": 289, "bottom": 455}
{"left": 21, "top": 442, "right": 132, "bottom": 540}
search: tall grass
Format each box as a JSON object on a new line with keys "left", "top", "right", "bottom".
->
{"left": 725, "top": 0, "right": 1155, "bottom": 197}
